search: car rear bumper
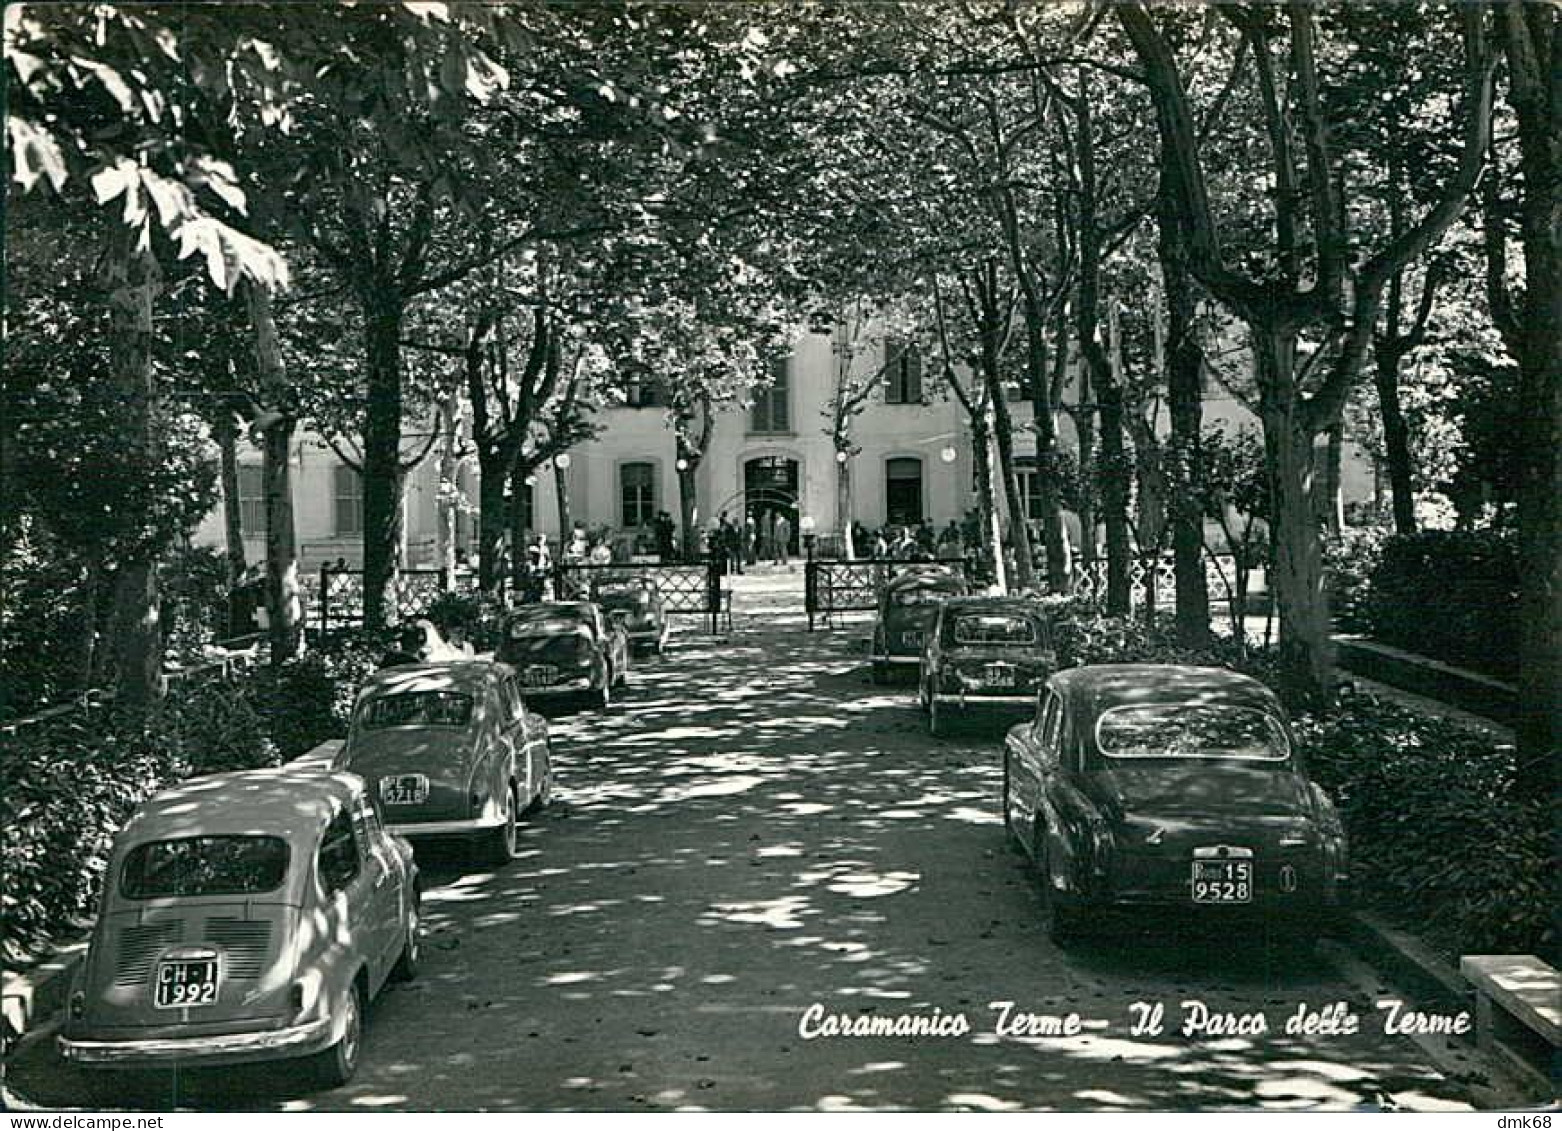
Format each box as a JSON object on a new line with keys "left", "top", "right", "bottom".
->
{"left": 868, "top": 652, "right": 921, "bottom": 666}
{"left": 932, "top": 692, "right": 1037, "bottom": 706}
{"left": 60, "top": 1015, "right": 333, "bottom": 1066}
{"left": 519, "top": 676, "right": 597, "bottom": 696}
{"left": 387, "top": 813, "right": 507, "bottom": 837}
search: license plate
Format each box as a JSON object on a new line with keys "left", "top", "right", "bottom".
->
{"left": 900, "top": 631, "right": 922, "bottom": 649}
{"left": 525, "top": 665, "right": 558, "bottom": 687}
{"left": 1191, "top": 859, "right": 1254, "bottom": 904}
{"left": 154, "top": 959, "right": 219, "bottom": 1009}
{"left": 381, "top": 773, "right": 428, "bottom": 805}
{"left": 982, "top": 663, "right": 1014, "bottom": 686}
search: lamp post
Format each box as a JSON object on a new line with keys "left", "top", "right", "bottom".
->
{"left": 800, "top": 514, "right": 817, "bottom": 561}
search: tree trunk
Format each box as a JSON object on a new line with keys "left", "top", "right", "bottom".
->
{"left": 1162, "top": 232, "right": 1211, "bottom": 646}
{"left": 1320, "top": 411, "right": 1345, "bottom": 535}
{"left": 678, "top": 463, "right": 700, "bottom": 559}
{"left": 214, "top": 411, "right": 248, "bottom": 596}
{"left": 510, "top": 460, "right": 533, "bottom": 594}
{"left": 476, "top": 447, "right": 508, "bottom": 595}
{"left": 1096, "top": 374, "right": 1133, "bottom": 616}
{"left": 99, "top": 223, "right": 164, "bottom": 710}
{"left": 1074, "top": 392, "right": 1098, "bottom": 573}
{"left": 1373, "top": 351, "right": 1418, "bottom": 535}
{"left": 261, "top": 419, "right": 302, "bottom": 663}
{"left": 1255, "top": 329, "right": 1333, "bottom": 704}
{"left": 436, "top": 394, "right": 461, "bottom": 588}
{"left": 836, "top": 455, "right": 855, "bottom": 559}
{"left": 360, "top": 295, "right": 406, "bottom": 633}
{"left": 553, "top": 459, "right": 572, "bottom": 548}
{"left": 989, "top": 383, "right": 1035, "bottom": 590}
{"left": 971, "top": 417, "right": 1006, "bottom": 591}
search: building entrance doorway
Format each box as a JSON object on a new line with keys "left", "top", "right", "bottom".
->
{"left": 885, "top": 457, "right": 924, "bottom": 528}
{"left": 743, "top": 456, "right": 799, "bottom": 557}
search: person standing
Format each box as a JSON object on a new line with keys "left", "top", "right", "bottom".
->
{"left": 744, "top": 515, "right": 758, "bottom": 567}
{"left": 653, "top": 510, "right": 676, "bottom": 562}
{"left": 774, "top": 512, "right": 792, "bottom": 566}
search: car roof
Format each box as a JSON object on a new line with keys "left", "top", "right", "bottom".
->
{"left": 118, "top": 767, "right": 365, "bottom": 845}
{"left": 886, "top": 568, "right": 965, "bottom": 592}
{"left": 360, "top": 660, "right": 506, "bottom": 696}
{"left": 508, "top": 602, "right": 595, "bottom": 619}
{"left": 1051, "top": 663, "right": 1283, "bottom": 715}
{"left": 941, "top": 595, "right": 1047, "bottom": 617}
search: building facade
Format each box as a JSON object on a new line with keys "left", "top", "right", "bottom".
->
{"left": 193, "top": 323, "right": 1376, "bottom": 569}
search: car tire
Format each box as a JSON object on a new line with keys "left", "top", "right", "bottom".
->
{"left": 594, "top": 680, "right": 611, "bottom": 710}
{"left": 928, "top": 694, "right": 941, "bottom": 736}
{"left": 918, "top": 676, "right": 931, "bottom": 714}
{"left": 1001, "top": 752, "right": 1015, "bottom": 842}
{"left": 528, "top": 757, "right": 553, "bottom": 813}
{"left": 869, "top": 661, "right": 885, "bottom": 686}
{"left": 390, "top": 894, "right": 420, "bottom": 983}
{"left": 309, "top": 981, "right": 364, "bottom": 1090}
{"left": 484, "top": 786, "right": 518, "bottom": 866}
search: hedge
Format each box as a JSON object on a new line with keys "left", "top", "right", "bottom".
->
{"left": 1361, "top": 530, "right": 1520, "bottom": 682}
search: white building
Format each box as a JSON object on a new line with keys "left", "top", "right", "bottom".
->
{"left": 193, "top": 323, "right": 1376, "bottom": 569}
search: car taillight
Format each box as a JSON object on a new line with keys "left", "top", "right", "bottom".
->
{"left": 69, "top": 990, "right": 85, "bottom": 1020}
{"left": 289, "top": 982, "right": 305, "bottom": 1015}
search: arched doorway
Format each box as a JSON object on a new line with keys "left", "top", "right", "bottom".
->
{"left": 743, "top": 455, "right": 799, "bottom": 555}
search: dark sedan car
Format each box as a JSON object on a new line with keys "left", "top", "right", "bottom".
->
{"left": 1002, "top": 664, "right": 1350, "bottom": 944}
{"left": 593, "top": 575, "right": 670, "bottom": 655}
{"left": 868, "top": 566, "right": 968, "bottom": 684}
{"left": 496, "top": 601, "right": 629, "bottom": 708}
{"left": 918, "top": 596, "right": 1057, "bottom": 734}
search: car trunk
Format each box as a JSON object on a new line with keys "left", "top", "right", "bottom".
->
{"left": 498, "top": 632, "right": 594, "bottom": 677}
{"left": 884, "top": 606, "right": 941, "bottom": 655}
{"left": 346, "top": 727, "right": 476, "bottom": 822}
{"left": 82, "top": 899, "right": 300, "bottom": 1033}
{"left": 941, "top": 646, "right": 1053, "bottom": 693}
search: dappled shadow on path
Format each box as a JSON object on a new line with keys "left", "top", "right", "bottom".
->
{"left": 10, "top": 630, "right": 1484, "bottom": 1111}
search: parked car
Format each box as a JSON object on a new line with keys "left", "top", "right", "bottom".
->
{"left": 496, "top": 601, "right": 630, "bottom": 709}
{"left": 593, "top": 574, "right": 671, "bottom": 655}
{"left": 335, "top": 660, "right": 552, "bottom": 864}
{"left": 1002, "top": 664, "right": 1350, "bottom": 943}
{"left": 918, "top": 596, "right": 1057, "bottom": 734}
{"left": 868, "top": 565, "right": 968, "bottom": 684}
{"left": 59, "top": 767, "right": 419, "bottom": 1088}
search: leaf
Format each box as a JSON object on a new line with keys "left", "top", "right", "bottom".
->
{"left": 140, "top": 167, "right": 193, "bottom": 228}
{"left": 90, "top": 158, "right": 139, "bottom": 205}
{"left": 7, "top": 117, "right": 68, "bottom": 193}
{"left": 172, "top": 217, "right": 290, "bottom": 295}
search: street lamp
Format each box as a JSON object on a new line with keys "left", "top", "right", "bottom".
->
{"left": 835, "top": 449, "right": 849, "bottom": 464}
{"left": 554, "top": 452, "right": 572, "bottom": 470}
{"left": 676, "top": 457, "right": 689, "bottom": 472}
{"left": 800, "top": 514, "right": 817, "bottom": 561}
{"left": 940, "top": 445, "right": 957, "bottom": 464}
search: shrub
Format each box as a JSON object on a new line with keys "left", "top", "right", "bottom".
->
{"left": 246, "top": 635, "right": 384, "bottom": 761}
{"left": 1363, "top": 530, "right": 1519, "bottom": 681}
{"left": 1296, "top": 695, "right": 1552, "bottom": 958}
{"left": 160, "top": 544, "right": 230, "bottom": 664}
{"left": 0, "top": 684, "right": 278, "bottom": 963}
{"left": 1323, "top": 525, "right": 1390, "bottom": 634}
{"left": 419, "top": 589, "right": 508, "bottom": 651}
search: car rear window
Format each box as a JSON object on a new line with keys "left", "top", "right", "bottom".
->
{"left": 895, "top": 586, "right": 960, "bottom": 606}
{"left": 950, "top": 613, "right": 1041, "bottom": 645}
{"left": 1096, "top": 704, "right": 1290, "bottom": 762}
{"left": 360, "top": 691, "right": 473, "bottom": 729}
{"left": 121, "top": 836, "right": 290, "bottom": 899}
{"left": 507, "top": 615, "right": 587, "bottom": 638}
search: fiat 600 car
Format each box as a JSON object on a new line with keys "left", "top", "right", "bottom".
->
{"left": 593, "top": 575, "right": 670, "bottom": 655}
{"left": 60, "top": 768, "right": 419, "bottom": 1088}
{"left": 336, "top": 660, "right": 552, "bottom": 864}
{"left": 919, "top": 596, "right": 1058, "bottom": 734}
{"left": 1002, "top": 665, "right": 1350, "bottom": 943}
{"left": 868, "top": 566, "right": 968, "bottom": 684}
{"left": 496, "top": 602, "right": 630, "bottom": 708}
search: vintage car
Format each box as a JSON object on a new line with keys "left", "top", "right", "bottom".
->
{"left": 868, "top": 565, "right": 968, "bottom": 684}
{"left": 593, "top": 574, "right": 671, "bottom": 655}
{"left": 335, "top": 660, "right": 552, "bottom": 864}
{"left": 918, "top": 596, "right": 1058, "bottom": 734}
{"left": 495, "top": 601, "right": 630, "bottom": 708}
{"left": 59, "top": 768, "right": 418, "bottom": 1089}
{"left": 1002, "top": 664, "right": 1350, "bottom": 944}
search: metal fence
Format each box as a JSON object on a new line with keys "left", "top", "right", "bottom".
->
{"left": 804, "top": 557, "right": 976, "bottom": 630}
{"left": 554, "top": 558, "right": 728, "bottom": 633}
{"left": 315, "top": 566, "right": 470, "bottom": 636}
{"left": 1070, "top": 553, "right": 1247, "bottom": 612}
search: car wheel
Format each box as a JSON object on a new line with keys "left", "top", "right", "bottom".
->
{"left": 484, "top": 786, "right": 518, "bottom": 866}
{"left": 309, "top": 981, "right": 364, "bottom": 1089}
{"left": 1038, "top": 830, "right": 1086, "bottom": 945}
{"left": 594, "top": 679, "right": 611, "bottom": 710}
{"left": 528, "top": 756, "right": 553, "bottom": 813}
{"left": 918, "top": 676, "right": 931, "bottom": 714}
{"left": 869, "top": 661, "right": 884, "bottom": 686}
{"left": 928, "top": 693, "right": 941, "bottom": 736}
{"left": 1001, "top": 752, "right": 1015, "bottom": 842}
{"left": 390, "top": 894, "right": 420, "bottom": 983}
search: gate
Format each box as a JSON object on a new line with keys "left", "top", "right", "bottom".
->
{"left": 552, "top": 558, "right": 729, "bottom": 634}
{"left": 315, "top": 566, "right": 462, "bottom": 635}
{"left": 804, "top": 557, "right": 975, "bottom": 631}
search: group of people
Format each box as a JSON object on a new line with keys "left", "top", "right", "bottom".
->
{"left": 853, "top": 519, "right": 966, "bottom": 562}
{"left": 708, "top": 510, "right": 795, "bottom": 574}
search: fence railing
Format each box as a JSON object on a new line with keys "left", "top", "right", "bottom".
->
{"left": 804, "top": 557, "right": 976, "bottom": 630}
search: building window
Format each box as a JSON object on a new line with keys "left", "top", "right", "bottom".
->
{"left": 1015, "top": 458, "right": 1046, "bottom": 521}
{"left": 237, "top": 464, "right": 265, "bottom": 536}
{"left": 885, "top": 338, "right": 923, "bottom": 404}
{"left": 620, "top": 462, "right": 656, "bottom": 528}
{"left": 750, "top": 357, "right": 790, "bottom": 434}
{"left": 885, "top": 457, "right": 924, "bottom": 527}
{"left": 623, "top": 371, "right": 661, "bottom": 408}
{"left": 333, "top": 464, "right": 363, "bottom": 537}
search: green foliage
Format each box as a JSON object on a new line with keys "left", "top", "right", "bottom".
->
{"left": 160, "top": 544, "right": 230, "bottom": 665}
{"left": 244, "top": 636, "right": 383, "bottom": 762}
{"left": 0, "top": 681, "right": 277, "bottom": 962}
{"left": 1364, "top": 530, "right": 1519, "bottom": 681}
{"left": 1322, "top": 525, "right": 1391, "bottom": 634}
{"left": 1297, "top": 697, "right": 1552, "bottom": 957}
{"left": 419, "top": 590, "right": 508, "bottom": 651}
{"left": 0, "top": 515, "right": 93, "bottom": 721}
